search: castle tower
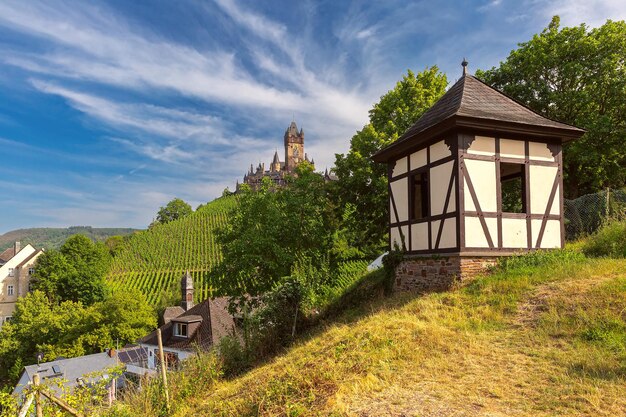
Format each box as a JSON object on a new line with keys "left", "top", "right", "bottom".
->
{"left": 271, "top": 150, "right": 281, "bottom": 172}
{"left": 284, "top": 121, "right": 304, "bottom": 172}
{"left": 181, "top": 271, "right": 194, "bottom": 311}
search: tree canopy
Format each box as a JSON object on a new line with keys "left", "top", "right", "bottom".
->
{"left": 333, "top": 67, "right": 448, "bottom": 254}
{"left": 216, "top": 163, "right": 336, "bottom": 297}
{"left": 32, "top": 234, "right": 110, "bottom": 305}
{"left": 0, "top": 290, "right": 155, "bottom": 385}
{"left": 476, "top": 16, "right": 626, "bottom": 197}
{"left": 156, "top": 198, "right": 193, "bottom": 224}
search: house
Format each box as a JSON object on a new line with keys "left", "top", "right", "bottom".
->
{"left": 12, "top": 351, "right": 120, "bottom": 400}
{"left": 137, "top": 272, "right": 236, "bottom": 370}
{"left": 372, "top": 60, "right": 585, "bottom": 291}
{"left": 238, "top": 121, "right": 316, "bottom": 191}
{"left": 0, "top": 242, "right": 44, "bottom": 326}
{"left": 12, "top": 346, "right": 151, "bottom": 403}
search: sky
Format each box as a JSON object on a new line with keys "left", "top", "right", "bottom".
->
{"left": 1, "top": 0, "right": 625, "bottom": 234}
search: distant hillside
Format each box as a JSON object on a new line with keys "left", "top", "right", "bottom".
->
{"left": 0, "top": 226, "right": 139, "bottom": 251}
{"left": 107, "top": 196, "right": 236, "bottom": 305}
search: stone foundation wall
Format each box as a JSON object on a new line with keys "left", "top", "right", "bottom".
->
{"left": 394, "top": 256, "right": 498, "bottom": 292}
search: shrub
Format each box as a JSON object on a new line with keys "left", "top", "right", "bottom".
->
{"left": 582, "top": 220, "right": 626, "bottom": 258}
{"left": 495, "top": 247, "right": 585, "bottom": 271}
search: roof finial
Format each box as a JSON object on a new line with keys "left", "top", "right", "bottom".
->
{"left": 461, "top": 58, "right": 468, "bottom": 76}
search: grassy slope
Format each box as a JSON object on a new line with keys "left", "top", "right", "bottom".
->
{"left": 0, "top": 227, "right": 138, "bottom": 251}
{"left": 159, "top": 253, "right": 626, "bottom": 416}
{"left": 107, "top": 196, "right": 236, "bottom": 304}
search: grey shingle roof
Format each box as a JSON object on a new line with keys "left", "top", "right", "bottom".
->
{"left": 373, "top": 74, "right": 584, "bottom": 162}
{"left": 13, "top": 352, "right": 118, "bottom": 396}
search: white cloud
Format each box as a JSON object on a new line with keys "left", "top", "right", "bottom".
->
{"left": 536, "top": 0, "right": 626, "bottom": 27}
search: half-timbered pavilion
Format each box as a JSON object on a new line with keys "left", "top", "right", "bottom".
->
{"left": 372, "top": 62, "right": 585, "bottom": 291}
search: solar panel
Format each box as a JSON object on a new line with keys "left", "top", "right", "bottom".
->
{"left": 51, "top": 365, "right": 62, "bottom": 375}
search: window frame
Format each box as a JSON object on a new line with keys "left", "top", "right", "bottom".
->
{"left": 499, "top": 161, "right": 527, "bottom": 214}
{"left": 8, "top": 268, "right": 14, "bottom": 277}
{"left": 174, "top": 322, "right": 188, "bottom": 338}
{"left": 410, "top": 170, "right": 430, "bottom": 221}
{"left": 7, "top": 285, "right": 14, "bottom": 296}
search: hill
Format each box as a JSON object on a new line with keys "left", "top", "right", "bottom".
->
{"left": 0, "top": 226, "right": 138, "bottom": 251}
{"left": 107, "top": 196, "right": 236, "bottom": 304}
{"left": 108, "top": 250, "right": 626, "bottom": 416}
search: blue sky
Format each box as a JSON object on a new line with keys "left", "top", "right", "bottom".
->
{"left": 1, "top": 0, "right": 625, "bottom": 233}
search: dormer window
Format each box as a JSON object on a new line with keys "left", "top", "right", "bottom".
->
{"left": 174, "top": 323, "right": 188, "bottom": 338}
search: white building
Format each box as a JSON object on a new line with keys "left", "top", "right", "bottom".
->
{"left": 0, "top": 242, "right": 43, "bottom": 326}
{"left": 372, "top": 61, "right": 584, "bottom": 291}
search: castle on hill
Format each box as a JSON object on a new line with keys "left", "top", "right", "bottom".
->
{"left": 237, "top": 121, "right": 316, "bottom": 191}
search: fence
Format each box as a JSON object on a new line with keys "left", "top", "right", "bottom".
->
{"left": 564, "top": 188, "right": 626, "bottom": 241}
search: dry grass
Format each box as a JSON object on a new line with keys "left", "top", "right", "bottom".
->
{"left": 105, "top": 255, "right": 626, "bottom": 417}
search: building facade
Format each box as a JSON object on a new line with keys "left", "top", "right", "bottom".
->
{"left": 238, "top": 121, "right": 315, "bottom": 191}
{"left": 0, "top": 242, "right": 43, "bottom": 326}
{"left": 373, "top": 62, "right": 584, "bottom": 292}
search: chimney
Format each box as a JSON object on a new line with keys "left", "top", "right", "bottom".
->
{"left": 181, "top": 271, "right": 194, "bottom": 311}
{"left": 14, "top": 241, "right": 21, "bottom": 254}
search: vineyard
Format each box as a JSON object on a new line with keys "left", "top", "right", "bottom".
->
{"left": 107, "top": 195, "right": 371, "bottom": 306}
{"left": 107, "top": 196, "right": 236, "bottom": 304}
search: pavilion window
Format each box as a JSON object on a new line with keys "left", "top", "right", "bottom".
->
{"left": 411, "top": 171, "right": 429, "bottom": 220}
{"left": 500, "top": 162, "right": 526, "bottom": 213}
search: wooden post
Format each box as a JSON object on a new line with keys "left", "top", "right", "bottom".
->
{"left": 33, "top": 373, "right": 43, "bottom": 417}
{"left": 157, "top": 328, "right": 170, "bottom": 412}
{"left": 17, "top": 393, "right": 34, "bottom": 417}
{"left": 40, "top": 389, "right": 84, "bottom": 416}
{"left": 606, "top": 187, "right": 611, "bottom": 221}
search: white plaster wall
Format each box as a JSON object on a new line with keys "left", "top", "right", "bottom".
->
{"left": 467, "top": 136, "right": 495, "bottom": 156}
{"left": 430, "top": 140, "right": 451, "bottom": 162}
{"left": 529, "top": 142, "right": 555, "bottom": 162}
{"left": 410, "top": 148, "right": 427, "bottom": 170}
{"left": 532, "top": 219, "right": 562, "bottom": 248}
{"left": 500, "top": 139, "right": 525, "bottom": 159}
{"left": 390, "top": 226, "right": 408, "bottom": 250}
{"left": 464, "top": 159, "right": 497, "bottom": 212}
{"left": 529, "top": 165, "right": 559, "bottom": 215}
{"left": 411, "top": 222, "right": 429, "bottom": 251}
{"left": 392, "top": 156, "right": 408, "bottom": 178}
{"left": 431, "top": 218, "right": 457, "bottom": 249}
{"left": 430, "top": 161, "right": 455, "bottom": 216}
{"left": 390, "top": 178, "right": 409, "bottom": 222}
{"left": 502, "top": 218, "right": 528, "bottom": 248}
{"left": 465, "top": 216, "right": 497, "bottom": 248}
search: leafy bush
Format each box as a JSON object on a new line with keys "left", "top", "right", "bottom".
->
{"left": 582, "top": 220, "right": 626, "bottom": 258}
{"left": 495, "top": 247, "right": 586, "bottom": 272}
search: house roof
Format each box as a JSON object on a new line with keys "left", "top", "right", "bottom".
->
{"left": 139, "top": 297, "right": 235, "bottom": 351}
{"left": 372, "top": 74, "right": 585, "bottom": 163}
{"left": 0, "top": 247, "right": 15, "bottom": 263}
{"left": 162, "top": 306, "right": 185, "bottom": 325}
{"left": 15, "top": 249, "right": 43, "bottom": 269}
{"left": 13, "top": 352, "right": 118, "bottom": 396}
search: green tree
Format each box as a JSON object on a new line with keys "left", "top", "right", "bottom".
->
{"left": 476, "top": 16, "right": 626, "bottom": 197}
{"left": 0, "top": 290, "right": 155, "bottom": 386}
{"left": 333, "top": 67, "right": 448, "bottom": 254}
{"left": 104, "top": 235, "right": 125, "bottom": 257}
{"left": 216, "top": 163, "right": 335, "bottom": 297}
{"left": 156, "top": 198, "right": 193, "bottom": 224}
{"left": 32, "top": 234, "right": 110, "bottom": 305}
